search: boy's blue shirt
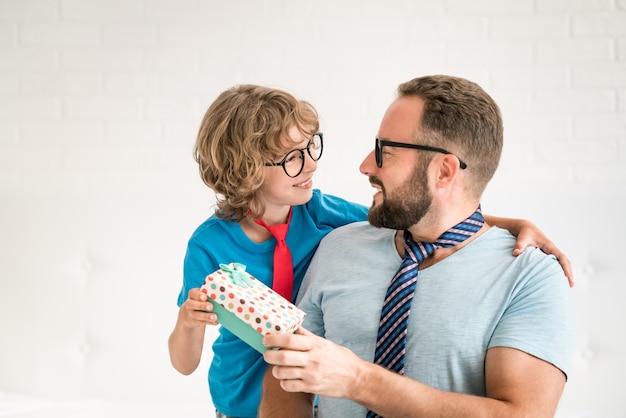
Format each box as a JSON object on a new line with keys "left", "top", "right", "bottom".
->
{"left": 178, "top": 189, "right": 368, "bottom": 417}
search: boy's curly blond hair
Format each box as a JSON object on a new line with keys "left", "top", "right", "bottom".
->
{"left": 194, "top": 84, "right": 319, "bottom": 221}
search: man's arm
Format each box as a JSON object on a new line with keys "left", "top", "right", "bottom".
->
{"left": 258, "top": 366, "right": 315, "bottom": 418}
{"left": 263, "top": 329, "right": 566, "bottom": 418}
{"left": 351, "top": 347, "right": 565, "bottom": 418}
{"left": 484, "top": 214, "right": 574, "bottom": 286}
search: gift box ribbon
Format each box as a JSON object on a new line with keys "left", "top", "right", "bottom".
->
{"left": 219, "top": 262, "right": 254, "bottom": 288}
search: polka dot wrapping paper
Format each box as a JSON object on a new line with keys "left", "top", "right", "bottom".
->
{"left": 200, "top": 262, "right": 306, "bottom": 353}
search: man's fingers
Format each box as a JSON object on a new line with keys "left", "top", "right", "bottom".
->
{"left": 264, "top": 329, "right": 314, "bottom": 351}
{"left": 295, "top": 326, "right": 314, "bottom": 336}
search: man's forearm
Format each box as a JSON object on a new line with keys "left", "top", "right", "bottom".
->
{"left": 352, "top": 362, "right": 498, "bottom": 417}
{"left": 349, "top": 348, "right": 564, "bottom": 418}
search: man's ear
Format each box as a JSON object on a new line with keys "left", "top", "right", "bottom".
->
{"left": 434, "top": 154, "right": 462, "bottom": 185}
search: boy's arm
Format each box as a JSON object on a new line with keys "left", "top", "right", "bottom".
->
{"left": 485, "top": 214, "right": 573, "bottom": 286}
{"left": 168, "top": 288, "right": 217, "bottom": 375}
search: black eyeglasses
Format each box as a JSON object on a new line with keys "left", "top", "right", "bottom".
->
{"left": 375, "top": 137, "right": 467, "bottom": 169}
{"left": 265, "top": 133, "right": 324, "bottom": 177}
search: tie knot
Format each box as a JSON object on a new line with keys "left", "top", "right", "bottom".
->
{"left": 253, "top": 208, "right": 292, "bottom": 241}
{"left": 404, "top": 238, "right": 437, "bottom": 265}
{"left": 402, "top": 205, "right": 485, "bottom": 265}
{"left": 256, "top": 221, "right": 288, "bottom": 240}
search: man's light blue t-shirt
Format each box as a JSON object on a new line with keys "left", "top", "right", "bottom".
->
{"left": 298, "top": 221, "right": 575, "bottom": 417}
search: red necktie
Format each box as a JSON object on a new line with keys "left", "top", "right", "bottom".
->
{"left": 253, "top": 208, "right": 294, "bottom": 300}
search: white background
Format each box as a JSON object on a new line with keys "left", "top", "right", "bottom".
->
{"left": 1, "top": 1, "right": 625, "bottom": 417}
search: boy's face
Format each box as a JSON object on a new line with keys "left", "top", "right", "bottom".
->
{"left": 258, "top": 125, "right": 318, "bottom": 215}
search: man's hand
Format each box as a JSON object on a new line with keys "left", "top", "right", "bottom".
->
{"left": 263, "top": 327, "right": 364, "bottom": 399}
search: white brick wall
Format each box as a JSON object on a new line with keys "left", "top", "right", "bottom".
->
{"left": 0, "top": 0, "right": 625, "bottom": 415}
{"left": 1, "top": 0, "right": 624, "bottom": 200}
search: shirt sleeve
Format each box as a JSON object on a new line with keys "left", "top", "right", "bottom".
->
{"left": 306, "top": 189, "right": 368, "bottom": 228}
{"left": 178, "top": 232, "right": 219, "bottom": 307}
{"left": 489, "top": 248, "right": 576, "bottom": 377}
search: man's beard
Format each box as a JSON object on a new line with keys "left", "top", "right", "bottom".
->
{"left": 368, "top": 163, "right": 432, "bottom": 230}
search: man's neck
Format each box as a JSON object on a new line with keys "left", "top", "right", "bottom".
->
{"left": 394, "top": 203, "right": 488, "bottom": 267}
{"left": 405, "top": 200, "right": 482, "bottom": 242}
{"left": 417, "top": 223, "right": 490, "bottom": 269}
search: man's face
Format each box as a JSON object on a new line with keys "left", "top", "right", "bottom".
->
{"left": 367, "top": 159, "right": 432, "bottom": 230}
{"left": 360, "top": 96, "right": 433, "bottom": 230}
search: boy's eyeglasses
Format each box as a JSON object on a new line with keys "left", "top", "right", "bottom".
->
{"left": 265, "top": 133, "right": 324, "bottom": 178}
{"left": 375, "top": 137, "right": 467, "bottom": 169}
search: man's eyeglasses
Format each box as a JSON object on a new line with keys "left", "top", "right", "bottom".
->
{"left": 375, "top": 137, "right": 467, "bottom": 169}
{"left": 265, "top": 133, "right": 324, "bottom": 177}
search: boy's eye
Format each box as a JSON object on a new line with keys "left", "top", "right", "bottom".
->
{"left": 284, "top": 150, "right": 303, "bottom": 164}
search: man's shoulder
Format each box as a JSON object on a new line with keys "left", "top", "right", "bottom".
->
{"left": 324, "top": 221, "right": 378, "bottom": 237}
{"left": 484, "top": 226, "right": 559, "bottom": 263}
{"left": 319, "top": 221, "right": 394, "bottom": 247}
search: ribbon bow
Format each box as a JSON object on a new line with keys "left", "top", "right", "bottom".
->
{"left": 219, "top": 262, "right": 254, "bottom": 288}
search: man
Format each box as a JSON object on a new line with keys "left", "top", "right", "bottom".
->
{"left": 259, "top": 75, "right": 575, "bottom": 417}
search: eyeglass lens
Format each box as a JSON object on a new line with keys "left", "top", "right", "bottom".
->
{"left": 282, "top": 133, "right": 323, "bottom": 177}
{"left": 375, "top": 138, "right": 383, "bottom": 168}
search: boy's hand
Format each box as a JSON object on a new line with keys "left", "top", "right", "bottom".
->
{"left": 179, "top": 288, "right": 219, "bottom": 328}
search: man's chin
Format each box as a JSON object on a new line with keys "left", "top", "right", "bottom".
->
{"left": 367, "top": 207, "right": 385, "bottom": 228}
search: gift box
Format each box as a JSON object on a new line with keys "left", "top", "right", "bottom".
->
{"left": 201, "top": 262, "right": 306, "bottom": 353}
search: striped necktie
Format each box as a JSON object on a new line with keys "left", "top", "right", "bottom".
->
{"left": 366, "top": 206, "right": 484, "bottom": 418}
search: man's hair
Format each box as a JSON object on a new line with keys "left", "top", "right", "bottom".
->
{"left": 194, "top": 84, "right": 319, "bottom": 221}
{"left": 397, "top": 75, "right": 503, "bottom": 197}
